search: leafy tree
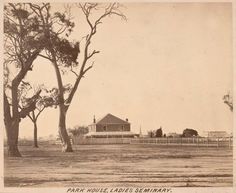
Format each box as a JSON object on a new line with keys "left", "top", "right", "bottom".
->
{"left": 25, "top": 3, "right": 79, "bottom": 152}
{"left": 4, "top": 3, "right": 46, "bottom": 156}
{"left": 223, "top": 92, "right": 233, "bottom": 112}
{"left": 182, "top": 128, "right": 198, "bottom": 137}
{"left": 20, "top": 84, "right": 58, "bottom": 148}
{"left": 155, "top": 127, "right": 163, "bottom": 137}
{"left": 3, "top": 3, "right": 79, "bottom": 155}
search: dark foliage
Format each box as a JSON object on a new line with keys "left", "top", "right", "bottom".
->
{"left": 182, "top": 128, "right": 198, "bottom": 137}
{"left": 68, "top": 126, "right": 89, "bottom": 136}
{"left": 155, "top": 127, "right": 163, "bottom": 137}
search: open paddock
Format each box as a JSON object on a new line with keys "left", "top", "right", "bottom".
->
{"left": 4, "top": 144, "right": 233, "bottom": 187}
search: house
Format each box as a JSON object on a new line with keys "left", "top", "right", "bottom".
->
{"left": 207, "top": 131, "right": 230, "bottom": 138}
{"left": 85, "top": 113, "right": 136, "bottom": 138}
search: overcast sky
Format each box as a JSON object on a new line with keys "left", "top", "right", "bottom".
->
{"left": 15, "top": 3, "right": 232, "bottom": 138}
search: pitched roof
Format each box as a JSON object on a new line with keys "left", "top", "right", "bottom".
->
{"left": 96, "top": 113, "right": 130, "bottom": 125}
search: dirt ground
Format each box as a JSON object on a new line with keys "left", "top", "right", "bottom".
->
{"left": 4, "top": 144, "right": 233, "bottom": 187}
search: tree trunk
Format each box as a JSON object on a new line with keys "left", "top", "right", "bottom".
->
{"left": 4, "top": 48, "right": 39, "bottom": 157}
{"left": 50, "top": 53, "right": 73, "bottom": 152}
{"left": 4, "top": 92, "right": 21, "bottom": 157}
{"left": 58, "top": 105, "right": 73, "bottom": 152}
{"left": 33, "top": 121, "right": 39, "bottom": 148}
{"left": 32, "top": 111, "right": 39, "bottom": 148}
{"left": 46, "top": 29, "right": 73, "bottom": 152}
{"left": 5, "top": 120, "right": 21, "bottom": 157}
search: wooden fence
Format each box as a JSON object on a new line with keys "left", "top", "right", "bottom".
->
{"left": 72, "top": 137, "right": 131, "bottom": 145}
{"left": 130, "top": 137, "right": 233, "bottom": 148}
{"left": 72, "top": 136, "right": 233, "bottom": 147}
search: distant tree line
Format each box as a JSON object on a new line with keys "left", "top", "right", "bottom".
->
{"left": 147, "top": 127, "right": 198, "bottom": 138}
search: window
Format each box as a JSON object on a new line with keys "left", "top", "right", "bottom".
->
{"left": 103, "top": 126, "right": 107, "bottom": 131}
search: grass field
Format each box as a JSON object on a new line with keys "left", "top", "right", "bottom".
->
{"left": 4, "top": 144, "right": 233, "bottom": 187}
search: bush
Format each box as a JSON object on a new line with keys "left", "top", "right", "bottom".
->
{"left": 182, "top": 128, "right": 198, "bottom": 137}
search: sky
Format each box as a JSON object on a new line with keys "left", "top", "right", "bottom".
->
{"left": 11, "top": 3, "right": 232, "bottom": 138}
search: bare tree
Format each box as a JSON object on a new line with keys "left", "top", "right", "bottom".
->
{"left": 62, "top": 3, "right": 126, "bottom": 149}
{"left": 66, "top": 3, "right": 127, "bottom": 107}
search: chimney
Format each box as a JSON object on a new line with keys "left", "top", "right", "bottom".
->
{"left": 93, "top": 115, "right": 96, "bottom": 123}
{"left": 139, "top": 126, "right": 142, "bottom": 137}
{"left": 126, "top": 118, "right": 128, "bottom": 122}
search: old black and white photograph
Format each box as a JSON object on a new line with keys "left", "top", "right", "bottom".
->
{"left": 1, "top": 0, "right": 235, "bottom": 192}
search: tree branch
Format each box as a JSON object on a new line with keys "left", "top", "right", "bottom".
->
{"left": 19, "top": 89, "right": 41, "bottom": 118}
{"left": 70, "top": 65, "right": 79, "bottom": 77}
{"left": 224, "top": 101, "right": 233, "bottom": 111}
{"left": 64, "top": 3, "right": 126, "bottom": 112}
{"left": 82, "top": 62, "right": 94, "bottom": 76}
{"left": 88, "top": 50, "right": 100, "bottom": 59}
{"left": 27, "top": 112, "right": 34, "bottom": 122}
{"left": 36, "top": 106, "right": 46, "bottom": 120}
{"left": 39, "top": 54, "right": 52, "bottom": 61}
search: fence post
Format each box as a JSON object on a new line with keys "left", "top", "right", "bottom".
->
{"left": 217, "top": 138, "right": 219, "bottom": 148}
{"left": 167, "top": 137, "right": 168, "bottom": 146}
{"left": 229, "top": 137, "right": 231, "bottom": 149}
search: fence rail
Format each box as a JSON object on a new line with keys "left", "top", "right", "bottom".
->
{"left": 72, "top": 136, "right": 233, "bottom": 147}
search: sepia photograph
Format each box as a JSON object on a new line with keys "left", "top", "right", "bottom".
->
{"left": 1, "top": 0, "right": 235, "bottom": 192}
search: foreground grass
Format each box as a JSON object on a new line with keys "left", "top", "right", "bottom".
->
{"left": 4, "top": 144, "right": 233, "bottom": 187}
